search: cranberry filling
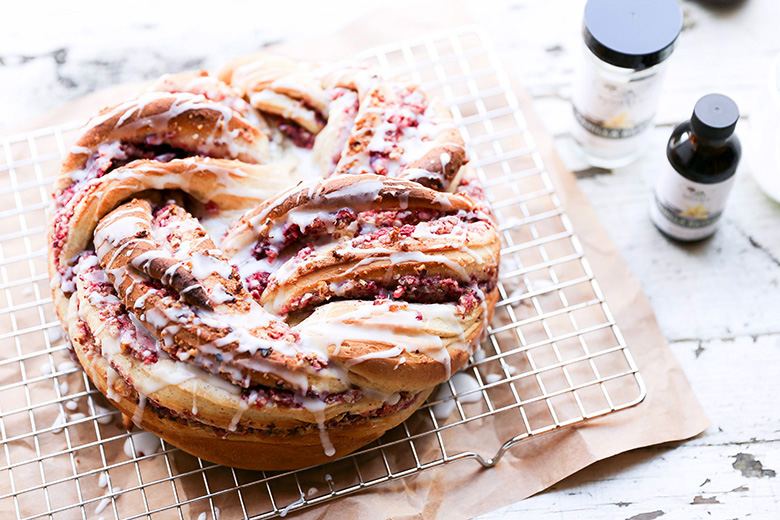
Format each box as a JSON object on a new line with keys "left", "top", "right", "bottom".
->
{"left": 252, "top": 208, "right": 356, "bottom": 262}
{"left": 78, "top": 314, "right": 420, "bottom": 427}
{"left": 50, "top": 208, "right": 76, "bottom": 272}
{"left": 369, "top": 152, "right": 390, "bottom": 175}
{"left": 362, "top": 208, "right": 446, "bottom": 227}
{"left": 278, "top": 274, "right": 496, "bottom": 315}
{"left": 141, "top": 279, "right": 180, "bottom": 302}
{"left": 362, "top": 87, "right": 429, "bottom": 176}
{"left": 455, "top": 176, "right": 492, "bottom": 215}
{"left": 241, "top": 386, "right": 364, "bottom": 410}
{"left": 53, "top": 140, "right": 203, "bottom": 244}
{"left": 399, "top": 88, "right": 428, "bottom": 116}
{"left": 275, "top": 117, "right": 316, "bottom": 149}
{"left": 77, "top": 256, "right": 160, "bottom": 364}
{"left": 245, "top": 271, "right": 270, "bottom": 301}
{"left": 251, "top": 207, "right": 458, "bottom": 264}
{"left": 144, "top": 390, "right": 421, "bottom": 437}
{"left": 245, "top": 208, "right": 495, "bottom": 308}
{"left": 84, "top": 141, "right": 192, "bottom": 182}
{"left": 267, "top": 107, "right": 327, "bottom": 150}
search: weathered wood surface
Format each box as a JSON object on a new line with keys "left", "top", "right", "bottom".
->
{"left": 473, "top": 0, "right": 780, "bottom": 518}
{"left": 2, "top": 0, "right": 777, "bottom": 518}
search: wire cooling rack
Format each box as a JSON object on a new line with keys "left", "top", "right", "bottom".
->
{"left": 0, "top": 26, "right": 645, "bottom": 520}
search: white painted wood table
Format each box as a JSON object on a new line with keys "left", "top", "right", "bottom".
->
{"left": 2, "top": 1, "right": 778, "bottom": 518}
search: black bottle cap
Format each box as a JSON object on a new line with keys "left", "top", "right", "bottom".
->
{"left": 583, "top": 0, "right": 683, "bottom": 70}
{"left": 691, "top": 94, "right": 739, "bottom": 141}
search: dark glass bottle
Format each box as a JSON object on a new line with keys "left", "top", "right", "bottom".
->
{"left": 696, "top": 0, "right": 747, "bottom": 8}
{"left": 650, "top": 94, "right": 741, "bottom": 241}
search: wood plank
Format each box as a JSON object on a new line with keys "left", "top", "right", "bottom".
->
{"left": 478, "top": 334, "right": 780, "bottom": 518}
{"left": 475, "top": 0, "right": 780, "bottom": 342}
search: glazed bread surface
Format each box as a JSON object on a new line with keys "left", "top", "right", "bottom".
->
{"left": 48, "top": 57, "right": 500, "bottom": 470}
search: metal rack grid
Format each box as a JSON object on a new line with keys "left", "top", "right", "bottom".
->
{"left": 0, "top": 26, "right": 645, "bottom": 520}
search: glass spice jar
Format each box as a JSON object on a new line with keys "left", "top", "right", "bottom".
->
{"left": 571, "top": 0, "right": 683, "bottom": 168}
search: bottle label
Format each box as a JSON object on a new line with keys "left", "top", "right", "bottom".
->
{"left": 572, "top": 54, "right": 666, "bottom": 140}
{"left": 574, "top": 107, "right": 654, "bottom": 139}
{"left": 651, "top": 166, "right": 736, "bottom": 240}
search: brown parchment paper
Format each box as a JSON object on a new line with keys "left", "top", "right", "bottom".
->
{"left": 0, "top": 2, "right": 708, "bottom": 519}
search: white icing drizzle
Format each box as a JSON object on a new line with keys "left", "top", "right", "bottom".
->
{"left": 228, "top": 399, "right": 249, "bottom": 432}
{"left": 363, "top": 387, "right": 402, "bottom": 405}
{"left": 69, "top": 145, "right": 91, "bottom": 155}
{"left": 123, "top": 431, "right": 160, "bottom": 457}
{"left": 190, "top": 253, "right": 234, "bottom": 280}
{"left": 94, "top": 497, "right": 111, "bottom": 516}
{"left": 279, "top": 496, "right": 305, "bottom": 517}
{"left": 51, "top": 412, "right": 67, "bottom": 434}
{"left": 296, "top": 301, "right": 466, "bottom": 379}
{"left": 105, "top": 366, "right": 122, "bottom": 402}
{"left": 191, "top": 381, "right": 199, "bottom": 416}
{"left": 47, "top": 326, "right": 63, "bottom": 343}
{"left": 58, "top": 361, "right": 78, "bottom": 372}
{"left": 432, "top": 372, "right": 482, "bottom": 420}
{"left": 95, "top": 405, "right": 115, "bottom": 425}
{"left": 440, "top": 152, "right": 451, "bottom": 168}
{"left": 324, "top": 179, "right": 384, "bottom": 203}
{"left": 299, "top": 397, "right": 336, "bottom": 457}
{"left": 344, "top": 346, "right": 405, "bottom": 367}
{"left": 388, "top": 251, "right": 469, "bottom": 280}
{"left": 431, "top": 194, "right": 453, "bottom": 209}
{"left": 485, "top": 373, "right": 502, "bottom": 384}
{"left": 132, "top": 394, "right": 146, "bottom": 427}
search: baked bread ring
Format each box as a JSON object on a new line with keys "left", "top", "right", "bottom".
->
{"left": 48, "top": 57, "right": 500, "bottom": 470}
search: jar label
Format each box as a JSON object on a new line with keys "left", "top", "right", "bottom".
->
{"left": 572, "top": 56, "right": 666, "bottom": 140}
{"left": 573, "top": 108, "right": 654, "bottom": 139}
{"left": 651, "top": 166, "right": 736, "bottom": 240}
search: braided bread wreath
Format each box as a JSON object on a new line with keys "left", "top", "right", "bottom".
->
{"left": 48, "top": 55, "right": 501, "bottom": 470}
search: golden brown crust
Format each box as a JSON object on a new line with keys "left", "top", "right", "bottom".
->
{"left": 331, "top": 80, "right": 467, "bottom": 187}
{"left": 92, "top": 199, "right": 336, "bottom": 392}
{"left": 143, "top": 398, "right": 429, "bottom": 471}
{"left": 221, "top": 174, "right": 475, "bottom": 253}
{"left": 68, "top": 304, "right": 431, "bottom": 470}
{"left": 57, "top": 93, "right": 269, "bottom": 197}
{"left": 49, "top": 56, "right": 500, "bottom": 471}
{"left": 311, "top": 290, "right": 499, "bottom": 394}
{"left": 48, "top": 156, "right": 289, "bottom": 319}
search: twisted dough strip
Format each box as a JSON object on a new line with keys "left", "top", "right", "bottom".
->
{"left": 147, "top": 70, "right": 269, "bottom": 133}
{"left": 219, "top": 54, "right": 330, "bottom": 132}
{"left": 222, "top": 174, "right": 498, "bottom": 316}
{"left": 220, "top": 54, "right": 466, "bottom": 189}
{"left": 93, "top": 198, "right": 342, "bottom": 393}
{"left": 49, "top": 60, "right": 500, "bottom": 470}
{"left": 57, "top": 91, "right": 269, "bottom": 199}
{"left": 327, "top": 71, "right": 467, "bottom": 190}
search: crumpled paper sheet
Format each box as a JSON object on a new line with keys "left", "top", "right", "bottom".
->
{"left": 0, "top": 2, "right": 708, "bottom": 519}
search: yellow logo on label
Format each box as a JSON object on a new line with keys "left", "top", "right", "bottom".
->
{"left": 679, "top": 204, "right": 709, "bottom": 219}
{"left": 603, "top": 112, "right": 632, "bottom": 130}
